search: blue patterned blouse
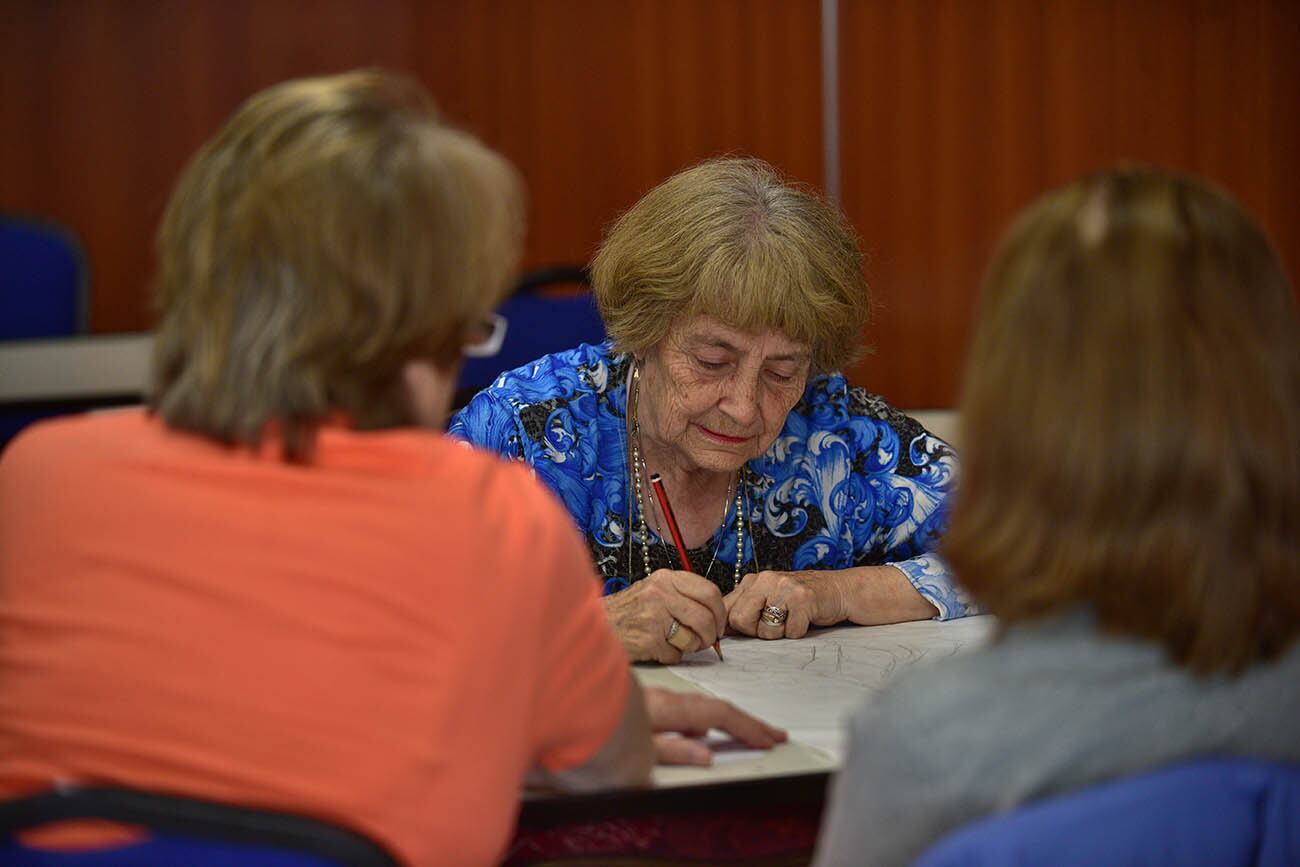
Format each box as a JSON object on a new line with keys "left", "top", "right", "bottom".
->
{"left": 448, "top": 342, "right": 973, "bottom": 620}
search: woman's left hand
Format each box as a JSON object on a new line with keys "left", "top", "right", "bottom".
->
{"left": 723, "top": 569, "right": 851, "bottom": 639}
{"left": 724, "top": 565, "right": 940, "bottom": 638}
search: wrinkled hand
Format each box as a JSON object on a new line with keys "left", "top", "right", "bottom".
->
{"left": 603, "top": 569, "right": 727, "bottom": 663}
{"left": 723, "top": 569, "right": 850, "bottom": 639}
{"left": 643, "top": 686, "right": 788, "bottom": 766}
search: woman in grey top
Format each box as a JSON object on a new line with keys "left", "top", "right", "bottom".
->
{"left": 814, "top": 166, "right": 1300, "bottom": 866}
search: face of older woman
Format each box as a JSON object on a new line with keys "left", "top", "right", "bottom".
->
{"left": 637, "top": 316, "right": 811, "bottom": 473}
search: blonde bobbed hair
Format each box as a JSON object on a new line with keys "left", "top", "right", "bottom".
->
{"left": 590, "top": 157, "right": 869, "bottom": 372}
{"left": 151, "top": 70, "right": 523, "bottom": 459}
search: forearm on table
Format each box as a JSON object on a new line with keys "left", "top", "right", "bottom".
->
{"left": 834, "top": 564, "right": 939, "bottom": 625}
{"left": 535, "top": 670, "right": 653, "bottom": 792}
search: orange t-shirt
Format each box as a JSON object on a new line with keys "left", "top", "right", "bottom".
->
{"left": 0, "top": 409, "right": 630, "bottom": 866}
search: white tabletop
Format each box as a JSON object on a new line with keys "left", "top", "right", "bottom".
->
{"left": 0, "top": 333, "right": 153, "bottom": 403}
{"left": 635, "top": 615, "right": 994, "bottom": 787}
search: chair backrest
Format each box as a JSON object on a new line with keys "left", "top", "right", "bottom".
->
{"left": 455, "top": 265, "right": 605, "bottom": 408}
{"left": 0, "top": 214, "right": 93, "bottom": 453}
{"left": 0, "top": 786, "right": 398, "bottom": 867}
{"left": 913, "top": 758, "right": 1300, "bottom": 867}
{"left": 0, "top": 214, "right": 88, "bottom": 341}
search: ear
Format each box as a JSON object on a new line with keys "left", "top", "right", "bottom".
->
{"left": 401, "top": 359, "right": 459, "bottom": 429}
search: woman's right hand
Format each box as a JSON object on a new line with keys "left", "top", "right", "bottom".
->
{"left": 602, "top": 569, "right": 727, "bottom": 663}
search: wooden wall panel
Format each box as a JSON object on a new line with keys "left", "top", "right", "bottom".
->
{"left": 0, "top": 0, "right": 822, "bottom": 335}
{"left": 0, "top": 0, "right": 412, "bottom": 332}
{"left": 3, "top": 1, "right": 1296, "bottom": 411}
{"left": 840, "top": 0, "right": 1300, "bottom": 408}
{"left": 409, "top": 0, "right": 824, "bottom": 270}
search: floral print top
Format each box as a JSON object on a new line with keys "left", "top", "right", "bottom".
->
{"left": 448, "top": 342, "right": 973, "bottom": 620}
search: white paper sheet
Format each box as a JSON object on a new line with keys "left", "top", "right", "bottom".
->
{"left": 670, "top": 615, "right": 995, "bottom": 762}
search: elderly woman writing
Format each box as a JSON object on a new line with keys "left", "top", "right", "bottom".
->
{"left": 450, "top": 158, "right": 972, "bottom": 663}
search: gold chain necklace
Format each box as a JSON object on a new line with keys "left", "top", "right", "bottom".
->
{"left": 628, "top": 363, "right": 744, "bottom": 589}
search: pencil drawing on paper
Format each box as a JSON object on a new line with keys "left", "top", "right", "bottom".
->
{"left": 671, "top": 616, "right": 994, "bottom": 760}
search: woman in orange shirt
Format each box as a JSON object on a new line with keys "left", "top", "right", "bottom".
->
{"left": 0, "top": 70, "right": 782, "bottom": 867}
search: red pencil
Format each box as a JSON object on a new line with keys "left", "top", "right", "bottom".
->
{"left": 649, "top": 473, "right": 725, "bottom": 661}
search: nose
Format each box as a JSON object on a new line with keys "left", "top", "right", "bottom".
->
{"left": 719, "top": 370, "right": 760, "bottom": 428}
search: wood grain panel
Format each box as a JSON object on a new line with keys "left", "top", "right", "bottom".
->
{"left": 410, "top": 0, "right": 824, "bottom": 269}
{"left": 5, "top": 0, "right": 1294, "bottom": 414}
{"left": 2, "top": 0, "right": 822, "bottom": 337}
{"left": 841, "top": 0, "right": 1300, "bottom": 408}
{"left": 0, "top": 0, "right": 412, "bottom": 332}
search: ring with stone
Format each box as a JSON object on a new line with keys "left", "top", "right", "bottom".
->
{"left": 760, "top": 605, "right": 789, "bottom": 627}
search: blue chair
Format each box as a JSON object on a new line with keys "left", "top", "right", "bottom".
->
{"left": 455, "top": 265, "right": 605, "bottom": 408}
{"left": 913, "top": 758, "right": 1300, "bottom": 867}
{"left": 0, "top": 214, "right": 88, "bottom": 341}
{"left": 1, "top": 214, "right": 91, "bottom": 452}
{"left": 0, "top": 786, "right": 398, "bottom": 867}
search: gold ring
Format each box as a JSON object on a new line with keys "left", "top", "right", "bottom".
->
{"left": 760, "top": 605, "right": 789, "bottom": 627}
{"left": 666, "top": 620, "right": 694, "bottom": 650}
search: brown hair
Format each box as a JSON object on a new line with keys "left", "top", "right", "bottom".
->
{"left": 944, "top": 165, "right": 1300, "bottom": 675}
{"left": 151, "top": 70, "right": 523, "bottom": 459}
{"left": 590, "top": 157, "right": 869, "bottom": 372}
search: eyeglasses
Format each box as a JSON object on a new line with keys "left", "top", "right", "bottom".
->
{"left": 462, "top": 313, "right": 508, "bottom": 358}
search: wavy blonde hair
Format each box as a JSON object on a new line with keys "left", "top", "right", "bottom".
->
{"left": 590, "top": 157, "right": 869, "bottom": 372}
{"left": 151, "top": 70, "right": 523, "bottom": 459}
{"left": 945, "top": 166, "right": 1300, "bottom": 675}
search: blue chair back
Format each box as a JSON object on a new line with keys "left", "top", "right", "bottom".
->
{"left": 1, "top": 215, "right": 92, "bottom": 452}
{"left": 456, "top": 265, "right": 604, "bottom": 407}
{"left": 0, "top": 215, "right": 88, "bottom": 340}
{"left": 0, "top": 786, "right": 398, "bottom": 867}
{"left": 913, "top": 758, "right": 1300, "bottom": 867}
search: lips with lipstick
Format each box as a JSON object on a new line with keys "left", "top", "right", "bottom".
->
{"left": 695, "top": 423, "right": 752, "bottom": 444}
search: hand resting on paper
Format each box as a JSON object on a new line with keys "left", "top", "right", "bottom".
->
{"left": 723, "top": 566, "right": 939, "bottom": 639}
{"left": 644, "top": 687, "right": 787, "bottom": 766}
{"left": 524, "top": 685, "right": 785, "bottom": 792}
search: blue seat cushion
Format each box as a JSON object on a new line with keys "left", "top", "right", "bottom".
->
{"left": 914, "top": 758, "right": 1300, "bottom": 867}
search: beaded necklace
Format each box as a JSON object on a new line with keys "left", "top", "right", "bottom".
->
{"left": 627, "top": 362, "right": 745, "bottom": 589}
